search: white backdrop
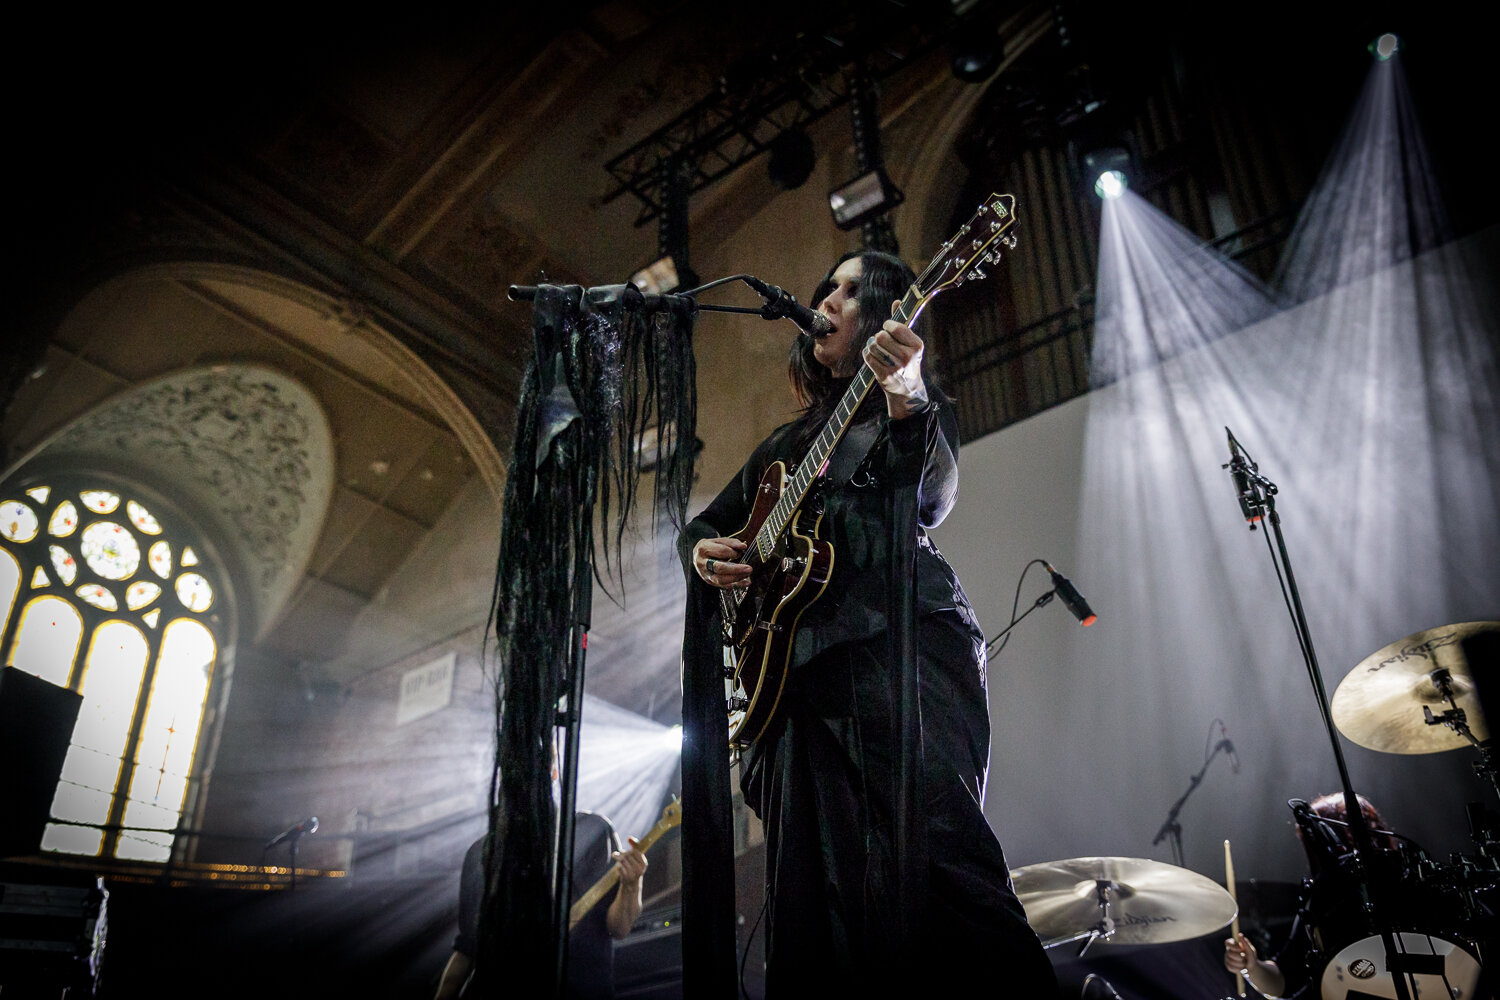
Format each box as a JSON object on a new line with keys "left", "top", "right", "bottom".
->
{"left": 936, "top": 228, "right": 1499, "bottom": 888}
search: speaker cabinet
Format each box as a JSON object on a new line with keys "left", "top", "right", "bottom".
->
{"left": 0, "top": 667, "right": 83, "bottom": 857}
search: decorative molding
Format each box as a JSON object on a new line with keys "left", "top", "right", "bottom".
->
{"left": 46, "top": 365, "right": 334, "bottom": 634}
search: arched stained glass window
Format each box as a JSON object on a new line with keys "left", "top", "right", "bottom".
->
{"left": 9, "top": 596, "right": 84, "bottom": 686}
{"left": 0, "top": 481, "right": 225, "bottom": 864}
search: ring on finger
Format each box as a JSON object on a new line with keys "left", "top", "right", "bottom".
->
{"left": 706, "top": 558, "right": 716, "bottom": 574}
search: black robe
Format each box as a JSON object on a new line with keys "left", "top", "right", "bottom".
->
{"left": 678, "top": 394, "right": 1059, "bottom": 996}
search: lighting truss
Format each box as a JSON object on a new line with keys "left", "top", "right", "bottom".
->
{"left": 601, "top": 2, "right": 1006, "bottom": 226}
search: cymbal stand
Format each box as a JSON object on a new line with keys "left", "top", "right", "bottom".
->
{"left": 1422, "top": 668, "right": 1500, "bottom": 801}
{"left": 1042, "top": 879, "right": 1118, "bottom": 958}
{"left": 1223, "top": 428, "right": 1415, "bottom": 1000}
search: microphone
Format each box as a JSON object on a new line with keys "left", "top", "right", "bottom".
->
{"left": 1225, "top": 427, "right": 1262, "bottom": 525}
{"left": 265, "top": 816, "right": 319, "bottom": 850}
{"left": 1043, "top": 561, "right": 1096, "bottom": 626}
{"left": 743, "top": 276, "right": 834, "bottom": 337}
{"left": 1220, "top": 721, "right": 1240, "bottom": 773}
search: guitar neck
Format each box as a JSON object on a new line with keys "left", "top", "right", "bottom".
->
{"left": 567, "top": 815, "right": 676, "bottom": 930}
{"left": 750, "top": 286, "right": 928, "bottom": 561}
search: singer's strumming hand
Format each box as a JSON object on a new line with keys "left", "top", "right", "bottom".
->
{"left": 693, "top": 537, "right": 751, "bottom": 589}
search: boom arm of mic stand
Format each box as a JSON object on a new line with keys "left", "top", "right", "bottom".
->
{"left": 984, "top": 590, "right": 1054, "bottom": 656}
{"left": 509, "top": 276, "right": 813, "bottom": 323}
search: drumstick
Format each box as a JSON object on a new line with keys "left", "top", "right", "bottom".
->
{"left": 1225, "top": 839, "right": 1245, "bottom": 997}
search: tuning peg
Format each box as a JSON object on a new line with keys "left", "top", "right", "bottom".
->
{"left": 971, "top": 238, "right": 984, "bottom": 250}
{"left": 971, "top": 266, "right": 987, "bottom": 280}
{"left": 727, "top": 695, "right": 749, "bottom": 713}
{"left": 1003, "top": 233, "right": 1018, "bottom": 248}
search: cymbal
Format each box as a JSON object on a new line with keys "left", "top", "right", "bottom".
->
{"left": 1011, "top": 856, "right": 1237, "bottom": 947}
{"left": 1331, "top": 621, "right": 1496, "bottom": 754}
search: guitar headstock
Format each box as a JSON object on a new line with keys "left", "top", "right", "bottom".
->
{"left": 897, "top": 193, "right": 1017, "bottom": 326}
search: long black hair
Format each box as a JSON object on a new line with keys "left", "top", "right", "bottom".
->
{"left": 785, "top": 251, "right": 937, "bottom": 451}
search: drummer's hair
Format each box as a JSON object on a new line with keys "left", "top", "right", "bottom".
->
{"left": 1308, "top": 791, "right": 1397, "bottom": 849}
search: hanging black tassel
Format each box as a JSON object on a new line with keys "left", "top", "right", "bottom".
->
{"left": 473, "top": 282, "right": 696, "bottom": 996}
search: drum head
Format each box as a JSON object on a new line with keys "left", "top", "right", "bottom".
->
{"left": 1320, "top": 931, "right": 1481, "bottom": 1000}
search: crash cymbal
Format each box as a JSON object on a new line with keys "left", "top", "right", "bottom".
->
{"left": 1331, "top": 621, "right": 1496, "bottom": 754}
{"left": 1011, "top": 856, "right": 1237, "bottom": 947}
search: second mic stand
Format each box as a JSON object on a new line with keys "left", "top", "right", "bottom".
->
{"left": 1225, "top": 429, "right": 1415, "bottom": 1000}
{"left": 1152, "top": 736, "right": 1234, "bottom": 868}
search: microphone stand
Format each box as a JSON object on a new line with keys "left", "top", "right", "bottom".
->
{"left": 984, "top": 590, "right": 1055, "bottom": 657}
{"left": 1151, "top": 739, "right": 1233, "bottom": 867}
{"left": 509, "top": 274, "right": 805, "bottom": 324}
{"left": 1224, "top": 429, "right": 1415, "bottom": 1000}
{"left": 505, "top": 273, "right": 825, "bottom": 1000}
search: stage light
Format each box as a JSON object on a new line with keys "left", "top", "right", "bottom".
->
{"left": 1083, "top": 147, "right": 1131, "bottom": 200}
{"left": 1370, "top": 33, "right": 1399, "bottom": 61}
{"left": 950, "top": 38, "right": 1000, "bottom": 83}
{"left": 631, "top": 255, "right": 696, "bottom": 294}
{"left": 828, "top": 168, "right": 905, "bottom": 230}
{"left": 767, "top": 129, "right": 816, "bottom": 190}
{"left": 631, "top": 256, "right": 678, "bottom": 293}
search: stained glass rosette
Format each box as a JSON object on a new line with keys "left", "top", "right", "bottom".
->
{"left": 80, "top": 491, "right": 120, "bottom": 514}
{"left": 175, "top": 573, "right": 213, "bottom": 612}
{"left": 76, "top": 584, "right": 118, "bottom": 611}
{"left": 50, "top": 545, "right": 78, "bottom": 585}
{"left": 49, "top": 500, "right": 79, "bottom": 537}
{"left": 81, "top": 522, "right": 141, "bottom": 580}
{"left": 149, "top": 541, "right": 172, "bottom": 579}
{"left": 126, "top": 500, "right": 162, "bottom": 535}
{"left": 1, "top": 501, "right": 39, "bottom": 542}
{"left": 126, "top": 580, "right": 161, "bottom": 611}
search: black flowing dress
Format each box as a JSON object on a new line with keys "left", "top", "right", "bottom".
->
{"left": 678, "top": 392, "right": 1058, "bottom": 996}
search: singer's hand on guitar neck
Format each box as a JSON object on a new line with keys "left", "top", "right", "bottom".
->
{"left": 863, "top": 309, "right": 929, "bottom": 420}
{"left": 693, "top": 537, "right": 751, "bottom": 589}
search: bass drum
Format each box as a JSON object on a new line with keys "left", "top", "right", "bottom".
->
{"left": 1319, "top": 930, "right": 1482, "bottom": 1000}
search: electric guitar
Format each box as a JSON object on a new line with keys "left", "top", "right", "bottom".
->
{"left": 719, "top": 193, "right": 1019, "bottom": 751}
{"left": 567, "top": 798, "right": 682, "bottom": 929}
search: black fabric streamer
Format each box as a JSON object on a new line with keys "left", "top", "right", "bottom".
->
{"left": 474, "top": 283, "right": 697, "bottom": 997}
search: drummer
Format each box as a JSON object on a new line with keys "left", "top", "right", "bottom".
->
{"left": 1223, "top": 792, "right": 1395, "bottom": 998}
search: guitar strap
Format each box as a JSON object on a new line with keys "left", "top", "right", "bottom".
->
{"left": 820, "top": 416, "right": 881, "bottom": 487}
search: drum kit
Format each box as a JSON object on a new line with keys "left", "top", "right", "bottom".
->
{"left": 1012, "top": 620, "right": 1498, "bottom": 1000}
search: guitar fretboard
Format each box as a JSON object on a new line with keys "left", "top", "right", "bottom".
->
{"left": 751, "top": 284, "right": 929, "bottom": 562}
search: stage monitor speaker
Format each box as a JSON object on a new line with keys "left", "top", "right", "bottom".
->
{"left": 0, "top": 666, "right": 83, "bottom": 857}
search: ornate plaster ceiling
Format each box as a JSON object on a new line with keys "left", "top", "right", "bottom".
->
{"left": 43, "top": 365, "right": 333, "bottom": 634}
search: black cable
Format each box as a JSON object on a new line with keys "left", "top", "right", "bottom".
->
{"left": 987, "top": 558, "right": 1049, "bottom": 658}
{"left": 1204, "top": 717, "right": 1224, "bottom": 766}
